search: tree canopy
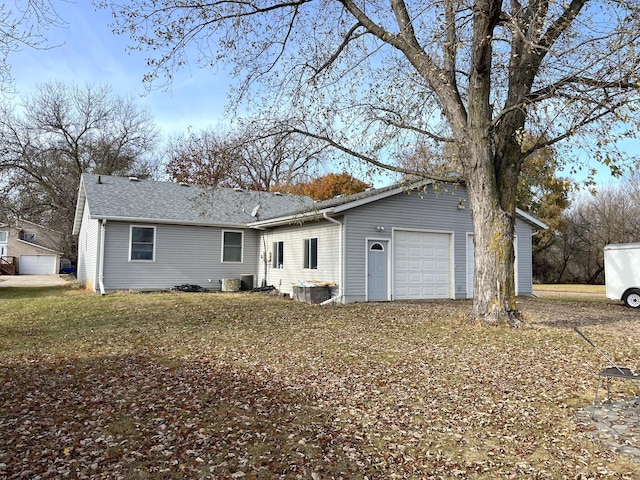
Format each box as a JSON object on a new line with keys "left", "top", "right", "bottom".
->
{"left": 275, "top": 172, "right": 370, "bottom": 200}
{"left": 166, "top": 122, "right": 328, "bottom": 191}
{"left": 100, "top": 0, "right": 640, "bottom": 323}
{"left": 0, "top": 81, "right": 159, "bottom": 258}
{"left": 0, "top": 2, "right": 64, "bottom": 91}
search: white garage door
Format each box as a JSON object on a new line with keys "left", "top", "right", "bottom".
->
{"left": 394, "top": 231, "right": 451, "bottom": 300}
{"left": 20, "top": 255, "right": 57, "bottom": 274}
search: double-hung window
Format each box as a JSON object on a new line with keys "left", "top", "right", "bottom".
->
{"left": 0, "top": 231, "right": 7, "bottom": 243}
{"left": 222, "top": 231, "right": 243, "bottom": 263}
{"left": 130, "top": 226, "right": 155, "bottom": 261}
{"left": 273, "top": 241, "right": 284, "bottom": 269}
{"left": 303, "top": 238, "right": 318, "bottom": 269}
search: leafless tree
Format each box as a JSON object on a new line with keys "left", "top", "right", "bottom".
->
{"left": 166, "top": 121, "right": 328, "bottom": 191}
{"left": 541, "top": 176, "right": 640, "bottom": 284}
{"left": 99, "top": 0, "right": 640, "bottom": 324}
{"left": 0, "top": 81, "right": 160, "bottom": 259}
{"left": 0, "top": 1, "right": 66, "bottom": 92}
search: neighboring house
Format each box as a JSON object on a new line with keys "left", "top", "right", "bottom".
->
{"left": 73, "top": 174, "right": 546, "bottom": 301}
{"left": 0, "top": 219, "right": 63, "bottom": 275}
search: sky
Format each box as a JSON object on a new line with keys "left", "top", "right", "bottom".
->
{"left": 8, "top": 1, "right": 232, "bottom": 138}
{"left": 5, "top": 1, "right": 633, "bottom": 189}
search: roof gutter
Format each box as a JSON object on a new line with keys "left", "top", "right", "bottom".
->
{"left": 322, "top": 213, "right": 343, "bottom": 304}
{"left": 249, "top": 208, "right": 335, "bottom": 228}
{"left": 98, "top": 219, "right": 106, "bottom": 295}
{"left": 89, "top": 215, "right": 248, "bottom": 230}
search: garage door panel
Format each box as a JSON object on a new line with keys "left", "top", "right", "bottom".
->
{"left": 20, "top": 255, "right": 57, "bottom": 275}
{"left": 394, "top": 231, "right": 451, "bottom": 300}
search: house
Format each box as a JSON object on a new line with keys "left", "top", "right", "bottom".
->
{"left": 73, "top": 174, "right": 546, "bottom": 301}
{"left": 0, "top": 219, "right": 63, "bottom": 275}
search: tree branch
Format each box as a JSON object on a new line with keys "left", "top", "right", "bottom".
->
{"left": 310, "top": 22, "right": 364, "bottom": 78}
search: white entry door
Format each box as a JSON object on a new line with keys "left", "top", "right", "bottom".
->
{"left": 0, "top": 244, "right": 6, "bottom": 257}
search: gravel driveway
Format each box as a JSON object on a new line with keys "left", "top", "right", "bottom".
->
{"left": 0, "top": 274, "right": 73, "bottom": 287}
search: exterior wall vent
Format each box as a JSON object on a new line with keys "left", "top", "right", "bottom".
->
{"left": 129, "top": 176, "right": 139, "bottom": 182}
{"left": 234, "top": 187, "right": 243, "bottom": 192}
{"left": 273, "top": 191, "right": 283, "bottom": 196}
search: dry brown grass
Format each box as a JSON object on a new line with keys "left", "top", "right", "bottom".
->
{"left": 1, "top": 287, "right": 639, "bottom": 479}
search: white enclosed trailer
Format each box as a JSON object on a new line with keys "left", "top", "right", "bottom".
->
{"left": 604, "top": 243, "right": 640, "bottom": 308}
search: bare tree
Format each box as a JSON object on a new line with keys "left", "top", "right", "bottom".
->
{"left": 542, "top": 176, "right": 640, "bottom": 284}
{"left": 0, "top": 81, "right": 160, "bottom": 259}
{"left": 100, "top": 0, "right": 640, "bottom": 324}
{"left": 0, "top": 1, "right": 65, "bottom": 92}
{"left": 166, "top": 121, "right": 328, "bottom": 191}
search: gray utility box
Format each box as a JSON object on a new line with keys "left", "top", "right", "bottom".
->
{"left": 292, "top": 286, "right": 330, "bottom": 304}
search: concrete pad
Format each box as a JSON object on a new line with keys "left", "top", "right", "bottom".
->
{"left": 0, "top": 274, "right": 73, "bottom": 287}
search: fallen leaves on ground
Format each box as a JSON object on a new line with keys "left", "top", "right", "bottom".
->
{"left": 1, "top": 291, "right": 639, "bottom": 478}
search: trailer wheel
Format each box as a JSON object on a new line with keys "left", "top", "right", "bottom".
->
{"left": 622, "top": 289, "right": 640, "bottom": 308}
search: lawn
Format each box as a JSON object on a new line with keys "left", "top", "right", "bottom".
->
{"left": 1, "top": 287, "right": 639, "bottom": 479}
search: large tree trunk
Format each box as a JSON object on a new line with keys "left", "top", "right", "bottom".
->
{"left": 466, "top": 144, "right": 522, "bottom": 327}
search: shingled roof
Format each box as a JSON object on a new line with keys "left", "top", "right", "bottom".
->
{"left": 72, "top": 174, "right": 315, "bottom": 234}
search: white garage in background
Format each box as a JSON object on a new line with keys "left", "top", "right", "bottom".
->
{"left": 19, "top": 254, "right": 58, "bottom": 274}
{"left": 393, "top": 230, "right": 452, "bottom": 300}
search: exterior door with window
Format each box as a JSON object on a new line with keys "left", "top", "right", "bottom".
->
{"left": 0, "top": 231, "right": 7, "bottom": 257}
{"left": 367, "top": 240, "right": 389, "bottom": 301}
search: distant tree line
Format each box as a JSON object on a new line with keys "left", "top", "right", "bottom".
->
{"left": 1, "top": 78, "right": 636, "bottom": 283}
{"left": 533, "top": 170, "right": 640, "bottom": 285}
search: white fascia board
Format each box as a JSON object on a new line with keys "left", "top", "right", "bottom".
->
{"left": 332, "top": 181, "right": 435, "bottom": 214}
{"left": 88, "top": 215, "right": 249, "bottom": 230}
{"left": 248, "top": 208, "right": 335, "bottom": 228}
{"left": 16, "top": 239, "right": 62, "bottom": 254}
{"left": 72, "top": 177, "right": 87, "bottom": 235}
{"left": 515, "top": 208, "right": 548, "bottom": 230}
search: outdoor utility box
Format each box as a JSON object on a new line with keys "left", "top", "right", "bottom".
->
{"left": 240, "top": 274, "right": 254, "bottom": 291}
{"left": 221, "top": 278, "right": 241, "bottom": 292}
{"left": 604, "top": 243, "right": 640, "bottom": 308}
{"left": 292, "top": 286, "right": 330, "bottom": 304}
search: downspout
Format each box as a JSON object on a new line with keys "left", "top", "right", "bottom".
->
{"left": 323, "top": 213, "right": 343, "bottom": 304}
{"left": 98, "top": 219, "right": 106, "bottom": 295}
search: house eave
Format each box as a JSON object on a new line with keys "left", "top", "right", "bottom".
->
{"left": 515, "top": 208, "right": 548, "bottom": 230}
{"left": 72, "top": 176, "right": 87, "bottom": 235}
{"left": 88, "top": 215, "right": 250, "bottom": 230}
{"left": 248, "top": 208, "right": 335, "bottom": 228}
{"left": 16, "top": 239, "right": 62, "bottom": 254}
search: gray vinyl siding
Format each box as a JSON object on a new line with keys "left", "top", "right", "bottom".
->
{"left": 341, "top": 185, "right": 536, "bottom": 303}
{"left": 101, "top": 222, "right": 259, "bottom": 291}
{"left": 76, "top": 200, "right": 100, "bottom": 291}
{"left": 514, "top": 221, "right": 534, "bottom": 295}
{"left": 258, "top": 220, "right": 341, "bottom": 296}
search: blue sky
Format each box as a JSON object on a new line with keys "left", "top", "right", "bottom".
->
{"left": 8, "top": 2, "right": 231, "bottom": 137}
{"left": 5, "top": 1, "right": 631, "bottom": 188}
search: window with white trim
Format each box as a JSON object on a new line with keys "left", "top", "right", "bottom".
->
{"left": 303, "top": 237, "right": 318, "bottom": 269}
{"left": 222, "top": 231, "right": 243, "bottom": 262}
{"left": 130, "top": 226, "right": 155, "bottom": 261}
{"left": 0, "top": 231, "right": 7, "bottom": 243}
{"left": 273, "top": 241, "right": 284, "bottom": 269}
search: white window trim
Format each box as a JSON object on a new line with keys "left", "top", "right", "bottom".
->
{"left": 129, "top": 225, "right": 156, "bottom": 262}
{"left": 273, "top": 241, "right": 284, "bottom": 269}
{"left": 221, "top": 230, "right": 244, "bottom": 263}
{"left": 0, "top": 231, "right": 7, "bottom": 243}
{"left": 303, "top": 237, "right": 318, "bottom": 270}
